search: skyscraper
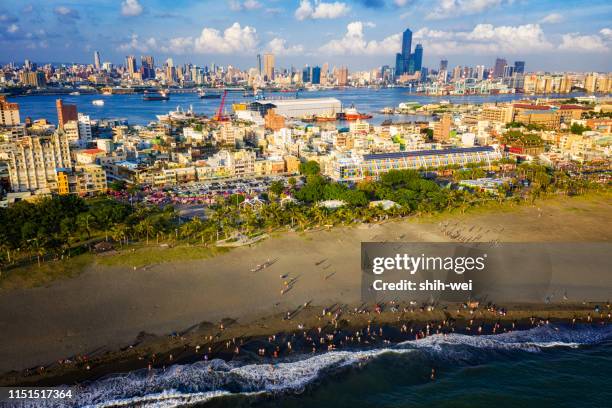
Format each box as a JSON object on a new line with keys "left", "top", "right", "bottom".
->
{"left": 395, "top": 28, "right": 423, "bottom": 77}
{"left": 401, "top": 28, "right": 412, "bottom": 60}
{"left": 257, "top": 54, "right": 262, "bottom": 76}
{"left": 302, "top": 65, "right": 310, "bottom": 83}
{"left": 263, "top": 53, "right": 275, "bottom": 81}
{"left": 493, "top": 58, "right": 507, "bottom": 78}
{"left": 141, "top": 55, "right": 155, "bottom": 79}
{"left": 311, "top": 66, "right": 321, "bottom": 85}
{"left": 125, "top": 55, "right": 137, "bottom": 76}
{"left": 439, "top": 59, "right": 448, "bottom": 72}
{"left": 395, "top": 53, "right": 403, "bottom": 76}
{"left": 56, "top": 99, "right": 78, "bottom": 129}
{"left": 336, "top": 66, "right": 348, "bottom": 86}
{"left": 413, "top": 44, "right": 423, "bottom": 73}
{"left": 514, "top": 61, "right": 525, "bottom": 74}
{"left": 94, "top": 51, "right": 101, "bottom": 71}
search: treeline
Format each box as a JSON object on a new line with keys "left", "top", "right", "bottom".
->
{"left": 0, "top": 195, "right": 176, "bottom": 266}
{"left": 0, "top": 163, "right": 603, "bottom": 269}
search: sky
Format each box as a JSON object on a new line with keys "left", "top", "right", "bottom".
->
{"left": 0, "top": 0, "right": 611, "bottom": 72}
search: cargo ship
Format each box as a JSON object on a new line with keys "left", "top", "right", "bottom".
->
{"left": 343, "top": 106, "right": 372, "bottom": 120}
{"left": 143, "top": 90, "right": 169, "bottom": 101}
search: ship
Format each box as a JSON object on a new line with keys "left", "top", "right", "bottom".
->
{"left": 69, "top": 91, "right": 80, "bottom": 96}
{"left": 301, "top": 114, "right": 316, "bottom": 123}
{"left": 143, "top": 90, "right": 169, "bottom": 101}
{"left": 315, "top": 112, "right": 337, "bottom": 122}
{"left": 156, "top": 105, "right": 195, "bottom": 122}
{"left": 343, "top": 106, "right": 373, "bottom": 120}
{"left": 199, "top": 90, "right": 221, "bottom": 99}
{"left": 92, "top": 99, "right": 105, "bottom": 106}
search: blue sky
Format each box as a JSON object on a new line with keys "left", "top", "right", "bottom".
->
{"left": 0, "top": 0, "right": 611, "bottom": 71}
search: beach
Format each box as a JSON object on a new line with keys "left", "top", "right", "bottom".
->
{"left": 1, "top": 194, "right": 611, "bottom": 384}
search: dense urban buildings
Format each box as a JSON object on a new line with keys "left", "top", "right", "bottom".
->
{"left": 0, "top": 26, "right": 610, "bottom": 204}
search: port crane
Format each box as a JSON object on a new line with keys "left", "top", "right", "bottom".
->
{"left": 214, "top": 90, "right": 229, "bottom": 121}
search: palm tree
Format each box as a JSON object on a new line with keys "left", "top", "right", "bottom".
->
{"left": 111, "top": 224, "right": 129, "bottom": 247}
{"left": 136, "top": 218, "right": 155, "bottom": 245}
{"left": 76, "top": 213, "right": 94, "bottom": 240}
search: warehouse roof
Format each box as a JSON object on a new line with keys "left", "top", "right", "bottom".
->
{"left": 363, "top": 146, "right": 495, "bottom": 161}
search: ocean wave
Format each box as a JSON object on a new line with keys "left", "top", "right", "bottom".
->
{"left": 47, "top": 324, "right": 612, "bottom": 408}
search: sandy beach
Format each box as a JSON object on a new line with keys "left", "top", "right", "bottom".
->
{"left": 1, "top": 194, "right": 611, "bottom": 376}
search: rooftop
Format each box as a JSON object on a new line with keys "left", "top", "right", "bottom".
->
{"left": 363, "top": 146, "right": 495, "bottom": 161}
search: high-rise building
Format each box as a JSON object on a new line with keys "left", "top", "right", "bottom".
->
{"left": 93, "top": 51, "right": 101, "bottom": 70}
{"left": 493, "top": 58, "right": 507, "bottom": 78}
{"left": 413, "top": 44, "right": 423, "bottom": 73}
{"left": 19, "top": 71, "right": 46, "bottom": 87}
{"left": 439, "top": 59, "right": 448, "bottom": 72}
{"left": 0, "top": 96, "right": 20, "bottom": 126}
{"left": 514, "top": 61, "right": 525, "bottom": 74}
{"left": 311, "top": 66, "right": 321, "bottom": 85}
{"left": 336, "top": 66, "right": 349, "bottom": 86}
{"left": 401, "top": 28, "right": 412, "bottom": 61}
{"left": 257, "top": 54, "right": 262, "bottom": 76}
{"left": 77, "top": 113, "right": 93, "bottom": 146}
{"left": 263, "top": 53, "right": 275, "bottom": 81}
{"left": 433, "top": 114, "right": 452, "bottom": 142}
{"left": 5, "top": 134, "right": 72, "bottom": 193}
{"left": 395, "top": 53, "right": 403, "bottom": 76}
{"left": 141, "top": 55, "right": 155, "bottom": 79}
{"left": 56, "top": 99, "right": 78, "bottom": 129}
{"left": 476, "top": 65, "right": 485, "bottom": 81}
{"left": 395, "top": 28, "right": 422, "bottom": 77}
{"left": 503, "top": 65, "right": 514, "bottom": 78}
{"left": 302, "top": 65, "right": 311, "bottom": 83}
{"left": 125, "top": 55, "right": 137, "bottom": 76}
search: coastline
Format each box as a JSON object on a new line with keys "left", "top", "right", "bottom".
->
{"left": 1, "top": 302, "right": 609, "bottom": 387}
{"left": 0, "top": 193, "right": 611, "bottom": 385}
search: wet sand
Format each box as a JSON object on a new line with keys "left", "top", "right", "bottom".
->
{"left": 0, "top": 194, "right": 611, "bottom": 376}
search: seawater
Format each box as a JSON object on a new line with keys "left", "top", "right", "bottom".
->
{"left": 36, "top": 324, "right": 612, "bottom": 408}
{"left": 9, "top": 89, "right": 591, "bottom": 126}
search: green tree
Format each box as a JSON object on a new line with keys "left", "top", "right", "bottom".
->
{"left": 299, "top": 160, "right": 321, "bottom": 176}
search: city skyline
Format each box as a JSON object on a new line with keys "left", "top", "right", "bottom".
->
{"left": 0, "top": 0, "right": 611, "bottom": 71}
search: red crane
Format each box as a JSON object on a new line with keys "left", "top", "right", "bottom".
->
{"left": 214, "top": 90, "right": 229, "bottom": 121}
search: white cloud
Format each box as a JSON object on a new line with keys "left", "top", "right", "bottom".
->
{"left": 193, "top": 22, "right": 259, "bottom": 54}
{"left": 228, "top": 0, "right": 262, "bottom": 11}
{"left": 540, "top": 13, "right": 563, "bottom": 24}
{"left": 118, "top": 34, "right": 157, "bottom": 53}
{"left": 426, "top": 0, "right": 506, "bottom": 20}
{"left": 295, "top": 0, "right": 350, "bottom": 21}
{"left": 414, "top": 23, "right": 554, "bottom": 55}
{"left": 121, "top": 0, "right": 143, "bottom": 17}
{"left": 266, "top": 38, "right": 304, "bottom": 55}
{"left": 600, "top": 28, "right": 612, "bottom": 40}
{"left": 319, "top": 21, "right": 400, "bottom": 55}
{"left": 53, "top": 6, "right": 79, "bottom": 19}
{"left": 559, "top": 33, "right": 609, "bottom": 53}
{"left": 394, "top": 0, "right": 412, "bottom": 6}
{"left": 7, "top": 23, "right": 18, "bottom": 33}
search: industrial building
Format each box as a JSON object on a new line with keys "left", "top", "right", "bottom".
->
{"left": 248, "top": 98, "right": 342, "bottom": 119}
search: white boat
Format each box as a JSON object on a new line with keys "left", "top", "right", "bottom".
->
{"left": 69, "top": 91, "right": 80, "bottom": 96}
{"left": 156, "top": 105, "right": 195, "bottom": 122}
{"left": 92, "top": 99, "right": 105, "bottom": 106}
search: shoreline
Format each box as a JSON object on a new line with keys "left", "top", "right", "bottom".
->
{"left": 1, "top": 301, "right": 610, "bottom": 387}
{"left": 0, "top": 192, "right": 611, "bottom": 382}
